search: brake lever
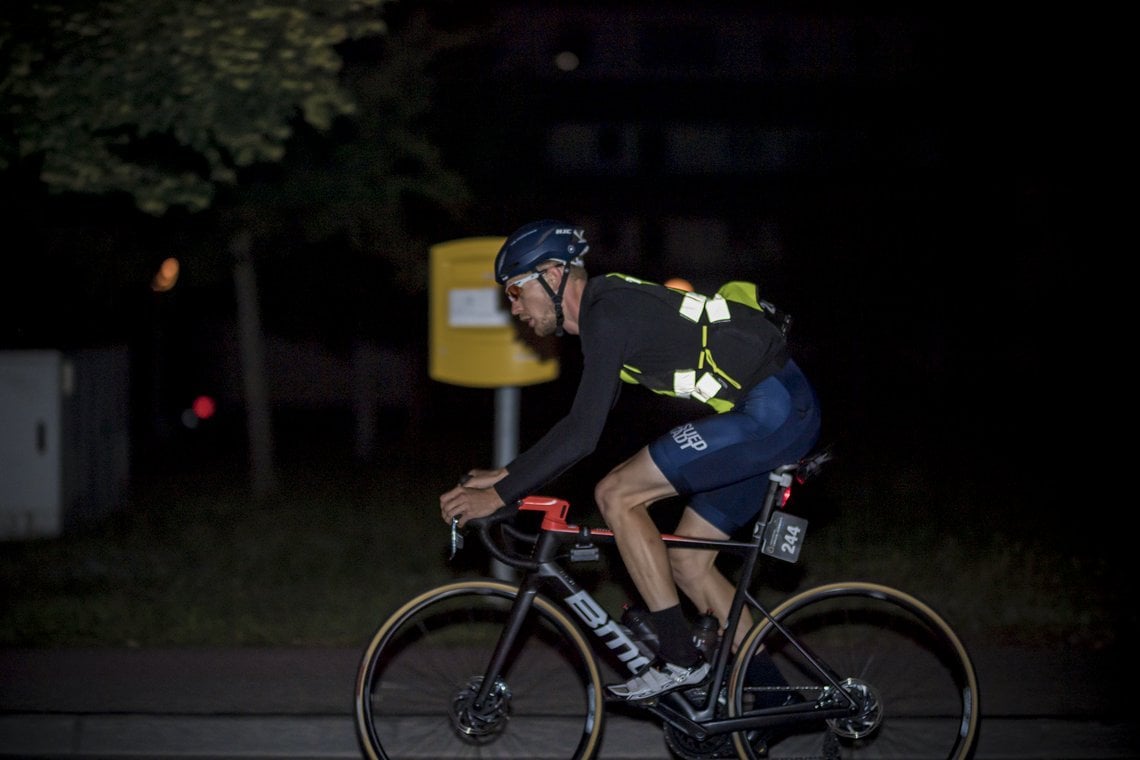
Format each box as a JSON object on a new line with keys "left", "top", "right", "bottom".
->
{"left": 449, "top": 473, "right": 474, "bottom": 560}
{"left": 449, "top": 516, "right": 464, "bottom": 560}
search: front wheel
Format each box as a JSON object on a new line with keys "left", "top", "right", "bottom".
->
{"left": 354, "top": 580, "right": 606, "bottom": 760}
{"left": 729, "top": 582, "right": 980, "bottom": 759}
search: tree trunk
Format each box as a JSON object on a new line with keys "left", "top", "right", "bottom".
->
{"left": 231, "top": 231, "right": 278, "bottom": 498}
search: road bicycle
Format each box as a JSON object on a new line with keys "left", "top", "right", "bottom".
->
{"left": 354, "top": 448, "right": 980, "bottom": 759}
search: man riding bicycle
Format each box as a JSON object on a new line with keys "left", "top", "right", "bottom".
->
{"left": 439, "top": 219, "right": 821, "bottom": 701}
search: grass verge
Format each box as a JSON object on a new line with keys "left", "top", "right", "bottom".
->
{"left": 0, "top": 428, "right": 1128, "bottom": 651}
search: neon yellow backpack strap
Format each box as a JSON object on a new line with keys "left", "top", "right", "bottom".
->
{"left": 717, "top": 280, "right": 793, "bottom": 335}
{"left": 716, "top": 281, "right": 763, "bottom": 311}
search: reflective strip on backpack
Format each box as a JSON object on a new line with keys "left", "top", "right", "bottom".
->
{"left": 672, "top": 370, "right": 723, "bottom": 402}
{"left": 704, "top": 294, "right": 731, "bottom": 322}
{"left": 609, "top": 275, "right": 742, "bottom": 410}
{"left": 673, "top": 369, "right": 696, "bottom": 396}
{"left": 691, "top": 372, "right": 723, "bottom": 403}
{"left": 679, "top": 292, "right": 705, "bottom": 322}
{"left": 677, "top": 292, "right": 731, "bottom": 324}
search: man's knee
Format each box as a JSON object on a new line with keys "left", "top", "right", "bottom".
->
{"left": 594, "top": 475, "right": 624, "bottom": 522}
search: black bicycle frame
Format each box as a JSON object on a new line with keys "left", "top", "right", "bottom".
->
{"left": 464, "top": 461, "right": 858, "bottom": 740}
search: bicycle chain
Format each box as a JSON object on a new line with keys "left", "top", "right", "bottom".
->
{"left": 742, "top": 685, "right": 825, "bottom": 695}
{"left": 663, "top": 685, "right": 837, "bottom": 760}
{"left": 746, "top": 687, "right": 841, "bottom": 760}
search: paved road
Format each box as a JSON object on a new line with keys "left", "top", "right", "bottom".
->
{"left": 0, "top": 644, "right": 1135, "bottom": 758}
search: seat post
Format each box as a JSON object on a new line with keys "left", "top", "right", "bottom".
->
{"left": 751, "top": 464, "right": 797, "bottom": 544}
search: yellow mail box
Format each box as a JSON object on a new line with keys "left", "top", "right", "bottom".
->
{"left": 429, "top": 237, "right": 560, "bottom": 388}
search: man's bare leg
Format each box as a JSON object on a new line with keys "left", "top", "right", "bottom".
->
{"left": 594, "top": 447, "right": 679, "bottom": 611}
{"left": 670, "top": 507, "right": 753, "bottom": 651}
{"left": 597, "top": 448, "right": 713, "bottom": 699}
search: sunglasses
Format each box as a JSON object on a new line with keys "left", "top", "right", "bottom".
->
{"left": 505, "top": 265, "right": 564, "bottom": 302}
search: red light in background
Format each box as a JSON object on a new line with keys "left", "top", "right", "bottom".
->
{"left": 192, "top": 395, "right": 216, "bottom": 420}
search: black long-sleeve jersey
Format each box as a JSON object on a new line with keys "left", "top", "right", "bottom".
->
{"left": 493, "top": 273, "right": 788, "bottom": 506}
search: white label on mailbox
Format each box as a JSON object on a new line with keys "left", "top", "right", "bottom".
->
{"left": 448, "top": 288, "right": 510, "bottom": 327}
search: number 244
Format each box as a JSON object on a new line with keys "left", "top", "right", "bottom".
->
{"left": 781, "top": 524, "right": 802, "bottom": 554}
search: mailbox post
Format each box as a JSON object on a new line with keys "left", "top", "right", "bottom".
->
{"left": 429, "top": 237, "right": 560, "bottom": 578}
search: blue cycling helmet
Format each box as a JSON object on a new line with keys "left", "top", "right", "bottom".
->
{"left": 494, "top": 219, "right": 588, "bottom": 284}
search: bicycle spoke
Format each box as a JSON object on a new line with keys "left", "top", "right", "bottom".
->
{"left": 731, "top": 582, "right": 979, "bottom": 760}
{"left": 355, "top": 581, "right": 604, "bottom": 760}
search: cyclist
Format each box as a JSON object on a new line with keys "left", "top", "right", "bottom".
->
{"left": 440, "top": 219, "right": 821, "bottom": 701}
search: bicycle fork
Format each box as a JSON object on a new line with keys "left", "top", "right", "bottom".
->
{"left": 468, "top": 533, "right": 648, "bottom": 714}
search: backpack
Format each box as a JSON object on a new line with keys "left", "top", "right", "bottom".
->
{"left": 716, "top": 281, "right": 793, "bottom": 336}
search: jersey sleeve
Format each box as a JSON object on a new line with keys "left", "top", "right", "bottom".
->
{"left": 492, "top": 294, "right": 626, "bottom": 505}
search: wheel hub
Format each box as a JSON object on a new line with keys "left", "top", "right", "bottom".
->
{"left": 825, "top": 678, "right": 882, "bottom": 739}
{"left": 449, "top": 676, "right": 512, "bottom": 742}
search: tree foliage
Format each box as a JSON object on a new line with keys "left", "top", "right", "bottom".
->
{"left": 0, "top": 0, "right": 391, "bottom": 215}
{"left": 241, "top": 7, "right": 474, "bottom": 293}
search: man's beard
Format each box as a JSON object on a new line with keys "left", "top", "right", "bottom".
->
{"left": 532, "top": 313, "right": 557, "bottom": 337}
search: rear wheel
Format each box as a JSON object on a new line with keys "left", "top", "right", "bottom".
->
{"left": 729, "top": 582, "right": 979, "bottom": 759}
{"left": 355, "top": 580, "right": 605, "bottom": 760}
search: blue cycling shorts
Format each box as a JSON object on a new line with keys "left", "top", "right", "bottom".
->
{"left": 647, "top": 359, "right": 821, "bottom": 535}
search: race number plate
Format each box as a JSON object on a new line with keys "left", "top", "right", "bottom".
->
{"left": 761, "top": 513, "right": 808, "bottom": 563}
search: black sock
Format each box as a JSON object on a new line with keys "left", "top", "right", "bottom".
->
{"left": 649, "top": 605, "right": 701, "bottom": 667}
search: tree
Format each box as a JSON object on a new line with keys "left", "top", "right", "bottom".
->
{"left": 0, "top": 0, "right": 469, "bottom": 497}
{"left": 246, "top": 7, "right": 473, "bottom": 296}
{"left": 1, "top": 0, "right": 389, "bottom": 211}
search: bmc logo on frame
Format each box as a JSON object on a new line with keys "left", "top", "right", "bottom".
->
{"left": 564, "top": 590, "right": 652, "bottom": 673}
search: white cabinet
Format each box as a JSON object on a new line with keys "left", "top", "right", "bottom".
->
{"left": 0, "top": 349, "right": 130, "bottom": 539}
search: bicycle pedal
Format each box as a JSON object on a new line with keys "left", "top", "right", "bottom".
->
{"left": 604, "top": 691, "right": 660, "bottom": 707}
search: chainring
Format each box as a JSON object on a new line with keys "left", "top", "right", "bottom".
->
{"left": 663, "top": 723, "right": 739, "bottom": 760}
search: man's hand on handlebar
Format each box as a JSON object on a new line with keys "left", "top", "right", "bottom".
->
{"left": 440, "top": 469, "right": 508, "bottom": 528}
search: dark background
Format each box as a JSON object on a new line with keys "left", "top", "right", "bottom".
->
{"left": 418, "top": 3, "right": 1088, "bottom": 531}
{"left": 1, "top": 3, "right": 1094, "bottom": 544}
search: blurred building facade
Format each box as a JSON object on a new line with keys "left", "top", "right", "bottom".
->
{"left": 434, "top": 3, "right": 948, "bottom": 292}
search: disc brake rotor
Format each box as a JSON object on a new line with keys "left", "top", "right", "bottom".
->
{"left": 825, "top": 678, "right": 882, "bottom": 739}
{"left": 449, "top": 676, "right": 512, "bottom": 742}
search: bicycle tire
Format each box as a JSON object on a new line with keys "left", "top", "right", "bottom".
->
{"left": 728, "top": 581, "right": 980, "bottom": 760}
{"left": 354, "top": 580, "right": 606, "bottom": 760}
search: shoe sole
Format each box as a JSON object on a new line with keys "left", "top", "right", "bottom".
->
{"left": 605, "top": 669, "right": 710, "bottom": 703}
